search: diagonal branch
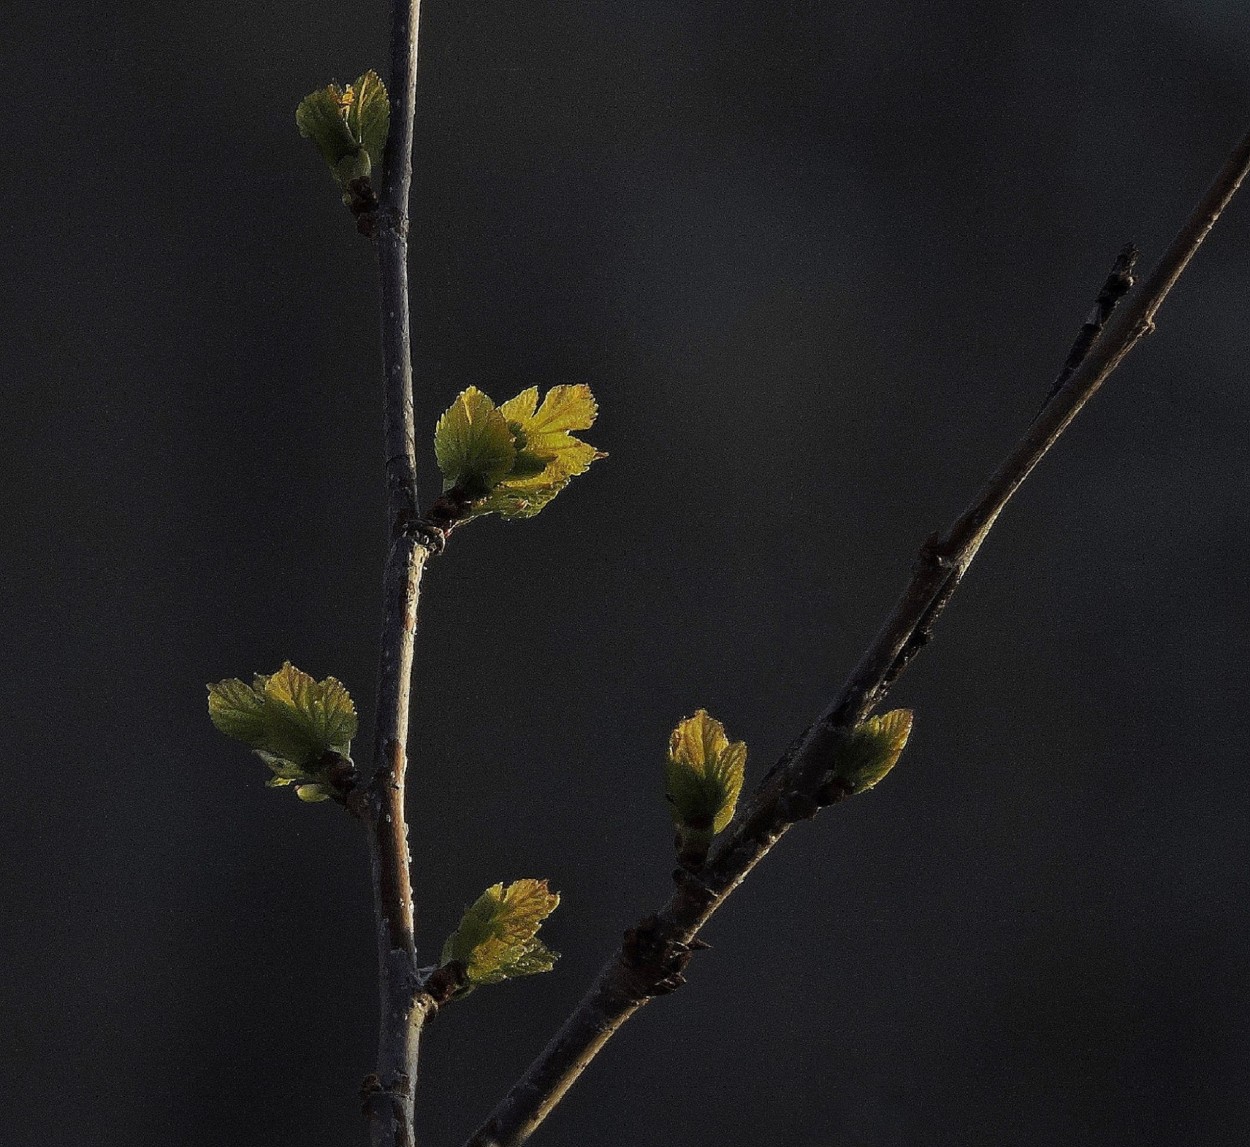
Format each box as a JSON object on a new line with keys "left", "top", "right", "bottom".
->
{"left": 880, "top": 241, "right": 1137, "bottom": 695}
{"left": 359, "top": 2, "right": 437, "bottom": 1146}
{"left": 462, "top": 124, "right": 1250, "bottom": 1147}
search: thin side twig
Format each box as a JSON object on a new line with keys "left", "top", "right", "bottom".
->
{"left": 360, "top": 2, "right": 436, "bottom": 1146}
{"left": 462, "top": 125, "right": 1250, "bottom": 1147}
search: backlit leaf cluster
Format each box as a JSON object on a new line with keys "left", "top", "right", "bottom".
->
{"left": 207, "top": 663, "right": 357, "bottom": 802}
{"left": 433, "top": 385, "right": 604, "bottom": 519}
{"left": 440, "top": 879, "right": 560, "bottom": 991}
{"left": 296, "top": 70, "right": 390, "bottom": 193}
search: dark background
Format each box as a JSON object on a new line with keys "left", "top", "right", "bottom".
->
{"left": 5, "top": 1, "right": 1250, "bottom": 1144}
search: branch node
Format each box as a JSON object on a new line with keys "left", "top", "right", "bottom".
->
{"left": 360, "top": 1070, "right": 412, "bottom": 1107}
{"left": 405, "top": 517, "right": 449, "bottom": 555}
{"left": 671, "top": 868, "right": 717, "bottom": 911}
{"left": 778, "top": 789, "right": 820, "bottom": 823}
{"left": 421, "top": 961, "right": 469, "bottom": 1007}
{"left": 620, "top": 915, "right": 701, "bottom": 998}
{"left": 650, "top": 972, "right": 687, "bottom": 995}
{"left": 424, "top": 488, "right": 478, "bottom": 536}
{"left": 387, "top": 478, "right": 420, "bottom": 539}
{"left": 917, "top": 532, "right": 957, "bottom": 571}
{"left": 814, "top": 773, "right": 856, "bottom": 807}
{"left": 376, "top": 207, "right": 410, "bottom": 240}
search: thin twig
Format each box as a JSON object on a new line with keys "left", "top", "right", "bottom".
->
{"left": 462, "top": 125, "right": 1250, "bottom": 1147}
{"left": 360, "top": 2, "right": 434, "bottom": 1146}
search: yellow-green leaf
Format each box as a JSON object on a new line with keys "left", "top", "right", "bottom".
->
{"left": 296, "top": 783, "right": 332, "bottom": 802}
{"left": 665, "top": 710, "right": 747, "bottom": 840}
{"left": 297, "top": 71, "right": 390, "bottom": 188}
{"left": 830, "top": 709, "right": 913, "bottom": 794}
{"left": 497, "top": 387, "right": 540, "bottom": 423}
{"left": 477, "top": 477, "right": 574, "bottom": 520}
{"left": 348, "top": 70, "right": 390, "bottom": 167}
{"left": 432, "top": 384, "right": 603, "bottom": 521}
{"left": 206, "top": 663, "right": 357, "bottom": 800}
{"left": 440, "top": 879, "right": 560, "bottom": 989}
{"left": 208, "top": 678, "right": 270, "bottom": 745}
{"left": 296, "top": 85, "right": 359, "bottom": 170}
{"left": 504, "top": 384, "right": 601, "bottom": 483}
{"left": 334, "top": 150, "right": 371, "bottom": 186}
{"left": 485, "top": 384, "right": 604, "bottom": 519}
{"left": 524, "top": 383, "right": 598, "bottom": 434}
{"left": 433, "top": 387, "right": 517, "bottom": 499}
{"left": 262, "top": 662, "right": 357, "bottom": 759}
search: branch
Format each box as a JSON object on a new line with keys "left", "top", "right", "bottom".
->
{"left": 462, "top": 125, "right": 1250, "bottom": 1147}
{"left": 359, "top": 2, "right": 436, "bottom": 1146}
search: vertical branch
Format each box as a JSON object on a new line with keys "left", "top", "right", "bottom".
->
{"left": 378, "top": 0, "right": 421, "bottom": 533}
{"left": 362, "top": 2, "right": 431, "bottom": 1146}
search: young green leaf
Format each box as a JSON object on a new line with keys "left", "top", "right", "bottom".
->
{"left": 665, "top": 710, "right": 747, "bottom": 867}
{"left": 347, "top": 70, "right": 390, "bottom": 168}
{"left": 296, "top": 86, "right": 359, "bottom": 170}
{"left": 206, "top": 677, "right": 270, "bottom": 746}
{"left": 262, "top": 662, "right": 357, "bottom": 760}
{"left": 433, "top": 387, "right": 517, "bottom": 499}
{"left": 826, "top": 709, "right": 913, "bottom": 796}
{"left": 296, "top": 71, "right": 390, "bottom": 186}
{"left": 485, "top": 384, "right": 603, "bottom": 519}
{"left": 295, "top": 784, "right": 333, "bottom": 803}
{"left": 207, "top": 663, "right": 357, "bottom": 799}
{"left": 440, "top": 879, "right": 560, "bottom": 991}
{"left": 431, "top": 384, "right": 604, "bottom": 522}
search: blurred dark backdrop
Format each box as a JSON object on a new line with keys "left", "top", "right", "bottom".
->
{"left": 4, "top": 2, "right": 1250, "bottom": 1144}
